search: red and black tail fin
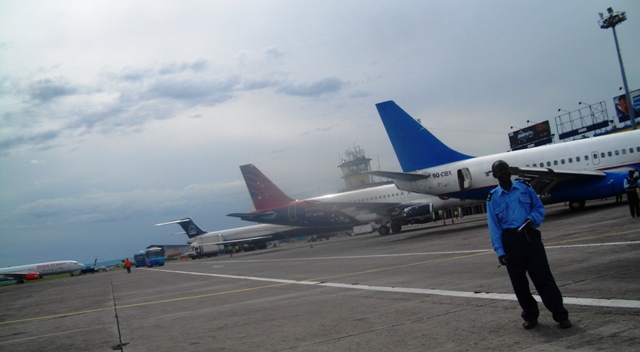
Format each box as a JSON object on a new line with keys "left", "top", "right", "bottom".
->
{"left": 240, "top": 164, "right": 295, "bottom": 211}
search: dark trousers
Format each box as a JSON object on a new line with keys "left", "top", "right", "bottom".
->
{"left": 626, "top": 190, "right": 640, "bottom": 217}
{"left": 502, "top": 230, "right": 568, "bottom": 322}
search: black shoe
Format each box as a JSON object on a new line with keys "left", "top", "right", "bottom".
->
{"left": 558, "top": 319, "right": 572, "bottom": 329}
{"left": 522, "top": 320, "right": 538, "bottom": 329}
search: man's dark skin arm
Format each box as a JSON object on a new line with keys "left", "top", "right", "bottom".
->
{"left": 498, "top": 255, "right": 509, "bottom": 266}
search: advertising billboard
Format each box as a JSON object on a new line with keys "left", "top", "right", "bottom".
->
{"left": 614, "top": 89, "right": 640, "bottom": 124}
{"left": 508, "top": 121, "right": 552, "bottom": 150}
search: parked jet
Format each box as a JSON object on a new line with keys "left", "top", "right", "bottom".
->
{"left": 155, "top": 218, "right": 329, "bottom": 258}
{"left": 227, "top": 164, "right": 473, "bottom": 235}
{"left": 0, "top": 260, "right": 85, "bottom": 284}
{"left": 370, "top": 100, "right": 640, "bottom": 209}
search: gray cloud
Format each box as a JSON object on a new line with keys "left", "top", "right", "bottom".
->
{"left": 146, "top": 76, "right": 239, "bottom": 104}
{"left": 277, "top": 77, "right": 345, "bottom": 97}
{"left": 158, "top": 59, "right": 209, "bottom": 75}
{"left": 1, "top": 58, "right": 352, "bottom": 154}
{"left": 28, "top": 77, "right": 77, "bottom": 103}
{"left": 0, "top": 129, "right": 60, "bottom": 153}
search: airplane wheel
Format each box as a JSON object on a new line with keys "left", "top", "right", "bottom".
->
{"left": 568, "top": 200, "right": 585, "bottom": 210}
{"left": 378, "top": 226, "right": 390, "bottom": 236}
{"left": 391, "top": 222, "right": 402, "bottom": 233}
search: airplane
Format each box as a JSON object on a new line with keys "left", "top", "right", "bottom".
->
{"left": 0, "top": 260, "right": 85, "bottom": 284}
{"left": 369, "top": 100, "right": 640, "bottom": 209}
{"left": 227, "top": 164, "right": 474, "bottom": 236}
{"left": 155, "top": 217, "right": 332, "bottom": 258}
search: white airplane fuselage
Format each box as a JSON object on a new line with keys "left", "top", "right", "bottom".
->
{"left": 0, "top": 260, "right": 85, "bottom": 282}
{"left": 393, "top": 130, "right": 640, "bottom": 204}
{"left": 309, "top": 183, "right": 470, "bottom": 223}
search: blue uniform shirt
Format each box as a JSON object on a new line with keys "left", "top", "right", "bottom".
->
{"left": 486, "top": 180, "right": 545, "bottom": 257}
{"left": 624, "top": 175, "right": 640, "bottom": 190}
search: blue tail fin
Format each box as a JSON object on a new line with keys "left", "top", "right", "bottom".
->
{"left": 375, "top": 101, "right": 474, "bottom": 171}
{"left": 155, "top": 218, "right": 207, "bottom": 239}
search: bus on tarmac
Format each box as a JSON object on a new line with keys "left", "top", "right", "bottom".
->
{"left": 133, "top": 251, "right": 146, "bottom": 268}
{"left": 144, "top": 246, "right": 165, "bottom": 267}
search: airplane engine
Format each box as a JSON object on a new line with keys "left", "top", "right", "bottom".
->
{"left": 24, "top": 273, "right": 41, "bottom": 280}
{"left": 401, "top": 203, "right": 434, "bottom": 221}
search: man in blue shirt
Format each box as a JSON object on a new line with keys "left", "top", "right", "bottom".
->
{"left": 486, "top": 160, "right": 570, "bottom": 330}
{"left": 623, "top": 169, "right": 640, "bottom": 218}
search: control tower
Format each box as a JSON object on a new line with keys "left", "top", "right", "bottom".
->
{"left": 338, "top": 145, "right": 377, "bottom": 191}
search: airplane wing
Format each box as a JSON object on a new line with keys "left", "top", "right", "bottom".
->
{"left": 367, "top": 171, "right": 430, "bottom": 181}
{"left": 197, "top": 235, "right": 274, "bottom": 247}
{"left": 0, "top": 272, "right": 40, "bottom": 282}
{"left": 510, "top": 166, "right": 607, "bottom": 195}
{"left": 0, "top": 273, "right": 28, "bottom": 280}
{"left": 227, "top": 211, "right": 278, "bottom": 221}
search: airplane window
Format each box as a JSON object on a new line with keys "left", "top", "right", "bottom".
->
{"left": 600, "top": 152, "right": 605, "bottom": 158}
{"left": 547, "top": 161, "right": 551, "bottom": 166}
{"left": 576, "top": 156, "right": 581, "bottom": 162}
{"left": 608, "top": 151, "right": 612, "bottom": 157}
{"left": 561, "top": 159, "right": 565, "bottom": 164}
{"left": 615, "top": 150, "right": 619, "bottom": 156}
{"left": 585, "top": 155, "right": 589, "bottom": 160}
{"left": 554, "top": 160, "right": 558, "bottom": 165}
{"left": 629, "top": 148, "right": 633, "bottom": 153}
{"left": 636, "top": 147, "right": 640, "bottom": 152}
{"left": 622, "top": 149, "right": 626, "bottom": 155}
{"left": 568, "top": 158, "right": 573, "bottom": 163}
{"left": 532, "top": 163, "right": 537, "bottom": 167}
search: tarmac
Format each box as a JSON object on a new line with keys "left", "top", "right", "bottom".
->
{"left": 1, "top": 198, "right": 639, "bottom": 352}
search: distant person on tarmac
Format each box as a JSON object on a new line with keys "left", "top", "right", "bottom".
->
{"left": 624, "top": 170, "right": 640, "bottom": 218}
{"left": 486, "top": 160, "right": 571, "bottom": 330}
{"left": 124, "top": 258, "right": 131, "bottom": 273}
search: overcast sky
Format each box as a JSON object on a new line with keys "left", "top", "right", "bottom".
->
{"left": 1, "top": 1, "right": 639, "bottom": 267}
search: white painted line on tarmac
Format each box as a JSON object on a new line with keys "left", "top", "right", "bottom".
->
{"left": 546, "top": 241, "right": 640, "bottom": 249}
{"left": 152, "top": 268, "right": 640, "bottom": 309}
{"left": 203, "top": 241, "right": 640, "bottom": 263}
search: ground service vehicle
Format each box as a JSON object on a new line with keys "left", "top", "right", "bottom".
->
{"left": 80, "top": 266, "right": 96, "bottom": 274}
{"left": 351, "top": 223, "right": 377, "bottom": 235}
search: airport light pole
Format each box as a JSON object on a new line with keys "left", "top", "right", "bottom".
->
{"left": 599, "top": 7, "right": 636, "bottom": 130}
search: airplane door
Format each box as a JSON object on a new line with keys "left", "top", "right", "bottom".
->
{"left": 591, "top": 151, "right": 600, "bottom": 165}
{"left": 457, "top": 168, "right": 472, "bottom": 191}
{"left": 288, "top": 203, "right": 297, "bottom": 221}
